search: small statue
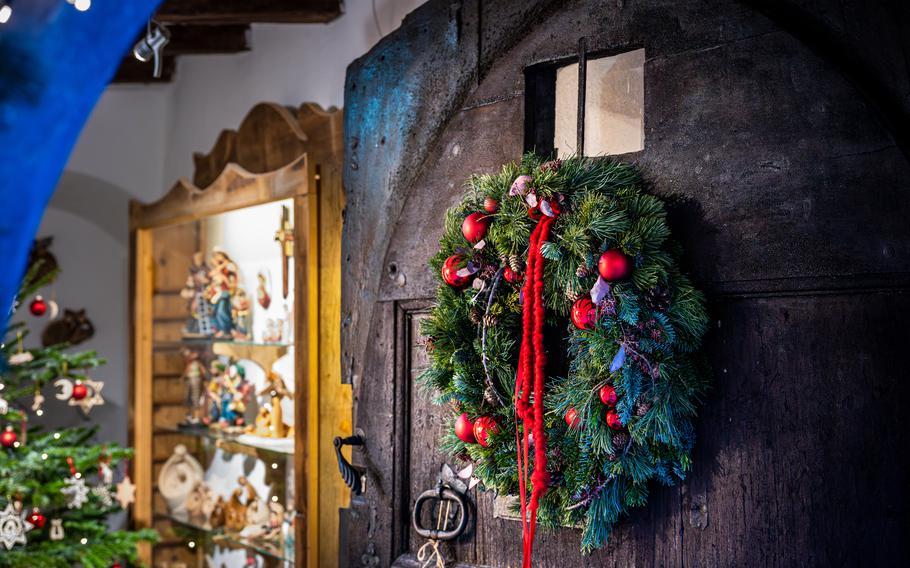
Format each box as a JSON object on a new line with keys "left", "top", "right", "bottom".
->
{"left": 212, "top": 361, "right": 250, "bottom": 430}
{"left": 210, "top": 495, "right": 226, "bottom": 529}
{"left": 257, "top": 272, "right": 271, "bottom": 309}
{"left": 180, "top": 349, "right": 207, "bottom": 426}
{"left": 262, "top": 318, "right": 282, "bottom": 343}
{"left": 231, "top": 289, "right": 252, "bottom": 341}
{"left": 180, "top": 252, "right": 213, "bottom": 338}
{"left": 206, "top": 247, "right": 239, "bottom": 338}
{"left": 204, "top": 360, "right": 227, "bottom": 426}
{"left": 158, "top": 444, "right": 204, "bottom": 519}
{"left": 264, "top": 501, "right": 286, "bottom": 541}
{"left": 223, "top": 487, "right": 247, "bottom": 533}
{"left": 184, "top": 481, "right": 214, "bottom": 527}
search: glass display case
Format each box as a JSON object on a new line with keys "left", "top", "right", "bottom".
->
{"left": 129, "top": 103, "right": 348, "bottom": 568}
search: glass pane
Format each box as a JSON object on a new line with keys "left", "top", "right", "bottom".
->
{"left": 554, "top": 48, "right": 645, "bottom": 157}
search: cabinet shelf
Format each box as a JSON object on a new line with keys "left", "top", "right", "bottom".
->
{"left": 157, "top": 425, "right": 294, "bottom": 458}
{"left": 157, "top": 513, "right": 294, "bottom": 564}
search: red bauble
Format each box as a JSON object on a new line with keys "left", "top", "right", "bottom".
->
{"left": 599, "top": 385, "right": 618, "bottom": 407}
{"left": 598, "top": 249, "right": 632, "bottom": 281}
{"left": 461, "top": 212, "right": 491, "bottom": 244}
{"left": 564, "top": 408, "right": 581, "bottom": 430}
{"left": 0, "top": 426, "right": 17, "bottom": 448}
{"left": 483, "top": 197, "right": 499, "bottom": 213}
{"left": 27, "top": 508, "right": 46, "bottom": 529}
{"left": 473, "top": 416, "right": 499, "bottom": 447}
{"left": 605, "top": 410, "right": 624, "bottom": 430}
{"left": 71, "top": 382, "right": 88, "bottom": 401}
{"left": 570, "top": 298, "right": 597, "bottom": 330}
{"left": 503, "top": 267, "right": 522, "bottom": 284}
{"left": 29, "top": 296, "right": 47, "bottom": 316}
{"left": 441, "top": 255, "right": 472, "bottom": 289}
{"left": 454, "top": 413, "right": 476, "bottom": 444}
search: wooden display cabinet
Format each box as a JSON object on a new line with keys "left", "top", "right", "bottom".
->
{"left": 129, "top": 103, "right": 349, "bottom": 567}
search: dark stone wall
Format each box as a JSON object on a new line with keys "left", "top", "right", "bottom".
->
{"left": 341, "top": 1, "right": 910, "bottom": 565}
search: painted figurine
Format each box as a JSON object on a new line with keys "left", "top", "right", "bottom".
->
{"left": 180, "top": 349, "right": 207, "bottom": 425}
{"left": 231, "top": 288, "right": 252, "bottom": 340}
{"left": 257, "top": 271, "right": 271, "bottom": 309}
{"left": 206, "top": 247, "right": 239, "bottom": 338}
{"left": 180, "top": 252, "right": 213, "bottom": 337}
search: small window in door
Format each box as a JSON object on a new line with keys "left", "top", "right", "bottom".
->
{"left": 525, "top": 46, "right": 645, "bottom": 158}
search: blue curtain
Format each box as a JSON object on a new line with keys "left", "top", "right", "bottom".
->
{"left": 0, "top": 0, "right": 161, "bottom": 324}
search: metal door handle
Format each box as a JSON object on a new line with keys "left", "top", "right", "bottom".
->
{"left": 334, "top": 435, "right": 364, "bottom": 495}
{"left": 412, "top": 483, "right": 470, "bottom": 541}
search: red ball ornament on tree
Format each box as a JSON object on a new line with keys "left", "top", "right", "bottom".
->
{"left": 27, "top": 508, "right": 46, "bottom": 529}
{"left": 605, "top": 410, "right": 624, "bottom": 430}
{"left": 599, "top": 385, "right": 618, "bottom": 407}
{"left": 473, "top": 415, "right": 499, "bottom": 447}
{"left": 441, "top": 255, "right": 472, "bottom": 289}
{"left": 461, "top": 212, "right": 491, "bottom": 244}
{"left": 598, "top": 249, "right": 632, "bottom": 281}
{"left": 454, "top": 413, "right": 476, "bottom": 444}
{"left": 564, "top": 408, "right": 581, "bottom": 430}
{"left": 503, "top": 267, "right": 522, "bottom": 284}
{"left": 1, "top": 426, "right": 18, "bottom": 448}
{"left": 483, "top": 197, "right": 499, "bottom": 213}
{"left": 72, "top": 381, "right": 88, "bottom": 401}
{"left": 570, "top": 297, "right": 597, "bottom": 330}
{"left": 29, "top": 296, "right": 47, "bottom": 317}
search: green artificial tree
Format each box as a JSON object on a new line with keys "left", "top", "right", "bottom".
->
{"left": 0, "top": 241, "right": 157, "bottom": 567}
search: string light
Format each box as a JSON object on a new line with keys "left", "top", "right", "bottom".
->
{"left": 0, "top": 4, "right": 12, "bottom": 25}
{"left": 73, "top": 0, "right": 91, "bottom": 12}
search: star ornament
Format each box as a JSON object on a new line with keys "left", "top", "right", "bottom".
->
{"left": 62, "top": 475, "right": 89, "bottom": 509}
{"left": 116, "top": 476, "right": 136, "bottom": 509}
{"left": 54, "top": 378, "right": 105, "bottom": 415}
{"left": 0, "top": 503, "right": 34, "bottom": 550}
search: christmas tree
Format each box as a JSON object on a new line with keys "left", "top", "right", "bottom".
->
{"left": 0, "top": 240, "right": 157, "bottom": 567}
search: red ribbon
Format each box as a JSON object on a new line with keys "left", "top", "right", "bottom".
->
{"left": 514, "top": 215, "right": 554, "bottom": 568}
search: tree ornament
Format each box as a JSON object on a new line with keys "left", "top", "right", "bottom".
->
{"left": 461, "top": 212, "right": 491, "bottom": 244}
{"left": 645, "top": 285, "right": 671, "bottom": 311}
{"left": 26, "top": 508, "right": 46, "bottom": 529}
{"left": 575, "top": 262, "right": 590, "bottom": 278}
{"left": 441, "top": 254, "right": 472, "bottom": 289}
{"left": 1, "top": 425, "right": 18, "bottom": 448}
{"left": 72, "top": 380, "right": 88, "bottom": 400}
{"left": 508, "top": 254, "right": 523, "bottom": 273}
{"left": 49, "top": 519, "right": 64, "bottom": 541}
{"left": 564, "top": 408, "right": 581, "bottom": 430}
{"left": 62, "top": 457, "right": 89, "bottom": 509}
{"left": 472, "top": 416, "right": 498, "bottom": 447}
{"left": 605, "top": 410, "right": 624, "bottom": 430}
{"left": 93, "top": 484, "right": 115, "bottom": 508}
{"left": 0, "top": 503, "right": 33, "bottom": 550}
{"left": 503, "top": 266, "right": 522, "bottom": 284}
{"left": 598, "top": 249, "right": 632, "bottom": 281}
{"left": 116, "top": 476, "right": 137, "bottom": 509}
{"left": 570, "top": 298, "right": 597, "bottom": 330}
{"left": 599, "top": 385, "right": 618, "bottom": 407}
{"left": 565, "top": 286, "right": 583, "bottom": 303}
{"left": 468, "top": 307, "right": 483, "bottom": 325}
{"left": 454, "top": 413, "right": 476, "bottom": 444}
{"left": 483, "top": 197, "right": 499, "bottom": 213}
{"left": 0, "top": 395, "right": 7, "bottom": 415}
{"left": 636, "top": 401, "right": 652, "bottom": 416}
{"left": 29, "top": 296, "right": 48, "bottom": 316}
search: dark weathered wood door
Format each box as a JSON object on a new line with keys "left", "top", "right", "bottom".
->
{"left": 339, "top": 1, "right": 910, "bottom": 566}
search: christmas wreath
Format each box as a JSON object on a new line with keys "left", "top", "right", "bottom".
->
{"left": 419, "top": 155, "right": 710, "bottom": 560}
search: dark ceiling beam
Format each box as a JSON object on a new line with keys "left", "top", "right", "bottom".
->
{"left": 155, "top": 0, "right": 342, "bottom": 24}
{"left": 165, "top": 24, "right": 250, "bottom": 55}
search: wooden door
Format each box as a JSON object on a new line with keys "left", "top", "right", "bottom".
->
{"left": 339, "top": 1, "right": 910, "bottom": 566}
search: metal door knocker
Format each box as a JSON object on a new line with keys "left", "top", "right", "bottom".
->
{"left": 412, "top": 475, "right": 471, "bottom": 568}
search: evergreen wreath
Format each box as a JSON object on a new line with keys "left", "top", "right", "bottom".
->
{"left": 419, "top": 154, "right": 710, "bottom": 554}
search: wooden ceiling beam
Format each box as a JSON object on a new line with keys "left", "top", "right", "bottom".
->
{"left": 111, "top": 55, "right": 177, "bottom": 84}
{"left": 155, "top": 0, "right": 341, "bottom": 24}
{"left": 165, "top": 24, "right": 250, "bottom": 55}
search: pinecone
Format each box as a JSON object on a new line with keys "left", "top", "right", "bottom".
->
{"left": 539, "top": 159, "right": 563, "bottom": 173}
{"left": 482, "top": 313, "right": 498, "bottom": 327}
{"left": 480, "top": 264, "right": 498, "bottom": 280}
{"left": 612, "top": 431, "right": 630, "bottom": 451}
{"left": 575, "top": 262, "right": 590, "bottom": 278}
{"left": 469, "top": 307, "right": 483, "bottom": 325}
{"left": 565, "top": 286, "right": 583, "bottom": 303}
{"left": 508, "top": 254, "right": 524, "bottom": 273}
{"left": 484, "top": 387, "right": 498, "bottom": 405}
{"left": 636, "top": 400, "right": 652, "bottom": 416}
{"left": 645, "top": 285, "right": 671, "bottom": 312}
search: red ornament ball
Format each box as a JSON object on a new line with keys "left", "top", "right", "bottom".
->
{"left": 605, "top": 410, "right": 624, "bottom": 430}
{"left": 564, "top": 408, "right": 581, "bottom": 430}
{"left": 599, "top": 385, "right": 618, "bottom": 407}
{"left": 29, "top": 296, "right": 47, "bottom": 317}
{"left": 27, "top": 508, "right": 46, "bottom": 529}
{"left": 483, "top": 197, "right": 499, "bottom": 213}
{"left": 570, "top": 297, "right": 597, "bottom": 330}
{"left": 473, "top": 415, "right": 499, "bottom": 447}
{"left": 72, "top": 382, "right": 88, "bottom": 401}
{"left": 441, "top": 255, "right": 472, "bottom": 289}
{"left": 0, "top": 426, "right": 17, "bottom": 448}
{"left": 503, "top": 267, "right": 522, "bottom": 284}
{"left": 454, "top": 413, "right": 476, "bottom": 444}
{"left": 598, "top": 249, "right": 632, "bottom": 281}
{"left": 461, "top": 212, "right": 491, "bottom": 244}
